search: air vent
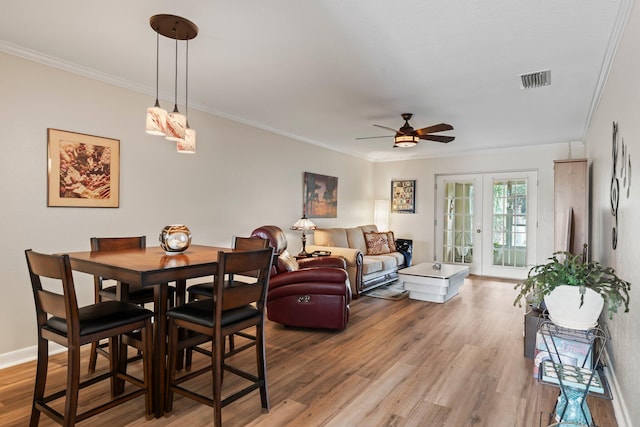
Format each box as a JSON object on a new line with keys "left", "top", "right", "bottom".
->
{"left": 520, "top": 69, "right": 551, "bottom": 89}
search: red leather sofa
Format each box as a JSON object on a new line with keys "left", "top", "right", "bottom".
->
{"left": 250, "top": 225, "right": 351, "bottom": 330}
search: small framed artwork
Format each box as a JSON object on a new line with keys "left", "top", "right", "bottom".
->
{"left": 47, "top": 128, "right": 120, "bottom": 208}
{"left": 391, "top": 179, "right": 416, "bottom": 213}
{"left": 304, "top": 171, "right": 338, "bottom": 218}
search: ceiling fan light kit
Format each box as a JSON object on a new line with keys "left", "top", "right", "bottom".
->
{"left": 394, "top": 134, "right": 419, "bottom": 148}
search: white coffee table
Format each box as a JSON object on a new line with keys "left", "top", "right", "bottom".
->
{"left": 398, "top": 263, "right": 469, "bottom": 303}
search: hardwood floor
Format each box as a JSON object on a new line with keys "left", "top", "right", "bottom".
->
{"left": 0, "top": 276, "right": 618, "bottom": 426}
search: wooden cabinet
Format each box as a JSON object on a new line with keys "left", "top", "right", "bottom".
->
{"left": 554, "top": 159, "right": 589, "bottom": 257}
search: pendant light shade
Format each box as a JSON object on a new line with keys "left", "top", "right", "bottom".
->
{"left": 165, "top": 108, "right": 186, "bottom": 141}
{"left": 178, "top": 125, "right": 196, "bottom": 153}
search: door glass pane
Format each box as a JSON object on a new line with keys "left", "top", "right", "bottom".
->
{"left": 442, "top": 181, "right": 474, "bottom": 264}
{"left": 492, "top": 178, "right": 527, "bottom": 267}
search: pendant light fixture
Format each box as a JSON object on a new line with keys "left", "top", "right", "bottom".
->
{"left": 147, "top": 15, "right": 198, "bottom": 149}
{"left": 145, "top": 30, "right": 167, "bottom": 135}
{"left": 178, "top": 38, "right": 196, "bottom": 153}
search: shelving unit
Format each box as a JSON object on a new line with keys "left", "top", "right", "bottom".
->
{"left": 537, "top": 320, "right": 611, "bottom": 426}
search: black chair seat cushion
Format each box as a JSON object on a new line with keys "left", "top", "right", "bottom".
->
{"left": 99, "top": 284, "right": 176, "bottom": 302}
{"left": 167, "top": 299, "right": 258, "bottom": 328}
{"left": 46, "top": 300, "right": 153, "bottom": 337}
{"left": 187, "top": 282, "right": 213, "bottom": 298}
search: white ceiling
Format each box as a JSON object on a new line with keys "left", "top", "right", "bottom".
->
{"left": 0, "top": 1, "right": 632, "bottom": 161}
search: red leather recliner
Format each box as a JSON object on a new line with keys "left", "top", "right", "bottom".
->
{"left": 250, "top": 225, "right": 351, "bottom": 330}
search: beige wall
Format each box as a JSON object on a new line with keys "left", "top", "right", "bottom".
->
{"left": 371, "top": 143, "right": 585, "bottom": 267}
{"left": 584, "top": 1, "right": 640, "bottom": 424}
{"left": 0, "top": 52, "right": 374, "bottom": 360}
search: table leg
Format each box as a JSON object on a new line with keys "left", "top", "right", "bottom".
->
{"left": 113, "top": 283, "right": 130, "bottom": 396}
{"left": 175, "top": 280, "right": 186, "bottom": 370}
{"left": 152, "top": 284, "right": 168, "bottom": 418}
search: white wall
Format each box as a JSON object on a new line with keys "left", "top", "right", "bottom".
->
{"left": 0, "top": 52, "right": 373, "bottom": 360}
{"left": 371, "top": 143, "right": 585, "bottom": 267}
{"left": 584, "top": 1, "right": 640, "bottom": 424}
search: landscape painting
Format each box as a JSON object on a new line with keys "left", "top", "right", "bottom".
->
{"left": 304, "top": 172, "right": 338, "bottom": 218}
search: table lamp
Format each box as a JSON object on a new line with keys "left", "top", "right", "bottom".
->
{"left": 290, "top": 215, "right": 317, "bottom": 256}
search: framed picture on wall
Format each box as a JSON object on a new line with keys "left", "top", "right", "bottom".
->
{"left": 303, "top": 171, "right": 338, "bottom": 218}
{"left": 47, "top": 128, "right": 120, "bottom": 207}
{"left": 391, "top": 179, "right": 416, "bottom": 213}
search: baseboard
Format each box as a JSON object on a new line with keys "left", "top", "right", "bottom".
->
{"left": 602, "top": 348, "right": 631, "bottom": 427}
{"left": 0, "top": 343, "right": 65, "bottom": 370}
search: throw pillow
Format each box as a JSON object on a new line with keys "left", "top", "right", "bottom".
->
{"left": 278, "top": 250, "right": 299, "bottom": 272}
{"left": 386, "top": 231, "right": 397, "bottom": 252}
{"left": 364, "top": 232, "right": 391, "bottom": 255}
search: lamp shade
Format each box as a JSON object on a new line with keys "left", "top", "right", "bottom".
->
{"left": 291, "top": 216, "right": 317, "bottom": 231}
{"left": 146, "top": 104, "right": 168, "bottom": 135}
{"left": 178, "top": 127, "right": 196, "bottom": 153}
{"left": 165, "top": 110, "right": 186, "bottom": 141}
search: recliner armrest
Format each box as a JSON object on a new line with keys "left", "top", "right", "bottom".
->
{"left": 269, "top": 267, "right": 348, "bottom": 289}
{"left": 298, "top": 256, "right": 346, "bottom": 270}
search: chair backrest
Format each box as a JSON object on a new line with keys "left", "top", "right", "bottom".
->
{"left": 90, "top": 236, "right": 146, "bottom": 297}
{"left": 25, "top": 249, "right": 80, "bottom": 340}
{"left": 233, "top": 236, "right": 269, "bottom": 251}
{"left": 214, "top": 248, "right": 273, "bottom": 313}
{"left": 231, "top": 236, "right": 269, "bottom": 279}
{"left": 90, "top": 236, "right": 146, "bottom": 251}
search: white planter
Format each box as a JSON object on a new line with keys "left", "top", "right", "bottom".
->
{"left": 543, "top": 285, "right": 604, "bottom": 330}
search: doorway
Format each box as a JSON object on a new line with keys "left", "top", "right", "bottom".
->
{"left": 435, "top": 171, "right": 537, "bottom": 279}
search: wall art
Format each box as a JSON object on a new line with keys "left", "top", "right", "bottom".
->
{"left": 47, "top": 128, "right": 120, "bottom": 207}
{"left": 391, "top": 179, "right": 416, "bottom": 213}
{"left": 303, "top": 172, "right": 338, "bottom": 218}
{"left": 610, "top": 121, "right": 632, "bottom": 249}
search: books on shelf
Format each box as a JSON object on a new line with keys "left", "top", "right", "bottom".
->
{"left": 532, "top": 330, "right": 592, "bottom": 377}
{"left": 540, "top": 360, "right": 604, "bottom": 394}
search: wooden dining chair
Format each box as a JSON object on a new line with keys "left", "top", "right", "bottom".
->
{"left": 165, "top": 247, "right": 274, "bottom": 427}
{"left": 88, "top": 236, "right": 175, "bottom": 373}
{"left": 185, "top": 236, "right": 269, "bottom": 368}
{"left": 25, "top": 249, "right": 154, "bottom": 426}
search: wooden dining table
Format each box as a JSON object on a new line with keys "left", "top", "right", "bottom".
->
{"left": 67, "top": 244, "right": 234, "bottom": 418}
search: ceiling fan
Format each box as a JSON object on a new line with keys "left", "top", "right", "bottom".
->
{"left": 357, "top": 113, "right": 455, "bottom": 147}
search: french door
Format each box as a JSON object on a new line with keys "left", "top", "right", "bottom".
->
{"left": 435, "top": 171, "right": 537, "bottom": 278}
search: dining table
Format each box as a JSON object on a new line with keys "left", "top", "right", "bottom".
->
{"left": 67, "top": 244, "right": 234, "bottom": 418}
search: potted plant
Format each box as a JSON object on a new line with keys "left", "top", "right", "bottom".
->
{"left": 514, "top": 251, "right": 631, "bottom": 329}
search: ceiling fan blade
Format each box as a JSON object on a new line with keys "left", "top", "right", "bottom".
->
{"left": 415, "top": 123, "right": 454, "bottom": 135}
{"left": 373, "top": 124, "right": 403, "bottom": 134}
{"left": 355, "top": 135, "right": 392, "bottom": 140}
{"left": 419, "top": 134, "right": 455, "bottom": 143}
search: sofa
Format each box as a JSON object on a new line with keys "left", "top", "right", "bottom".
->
{"left": 306, "top": 224, "right": 406, "bottom": 297}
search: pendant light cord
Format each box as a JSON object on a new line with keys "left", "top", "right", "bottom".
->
{"left": 173, "top": 26, "right": 179, "bottom": 112}
{"left": 154, "top": 31, "right": 160, "bottom": 107}
{"left": 185, "top": 39, "right": 189, "bottom": 120}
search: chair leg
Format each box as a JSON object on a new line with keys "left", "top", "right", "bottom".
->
{"left": 142, "top": 318, "right": 154, "bottom": 418}
{"left": 255, "top": 324, "right": 270, "bottom": 412}
{"left": 30, "top": 336, "right": 48, "bottom": 427}
{"left": 212, "top": 334, "right": 223, "bottom": 427}
{"left": 88, "top": 341, "right": 99, "bottom": 373}
{"left": 64, "top": 343, "right": 81, "bottom": 426}
{"left": 165, "top": 317, "right": 179, "bottom": 413}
